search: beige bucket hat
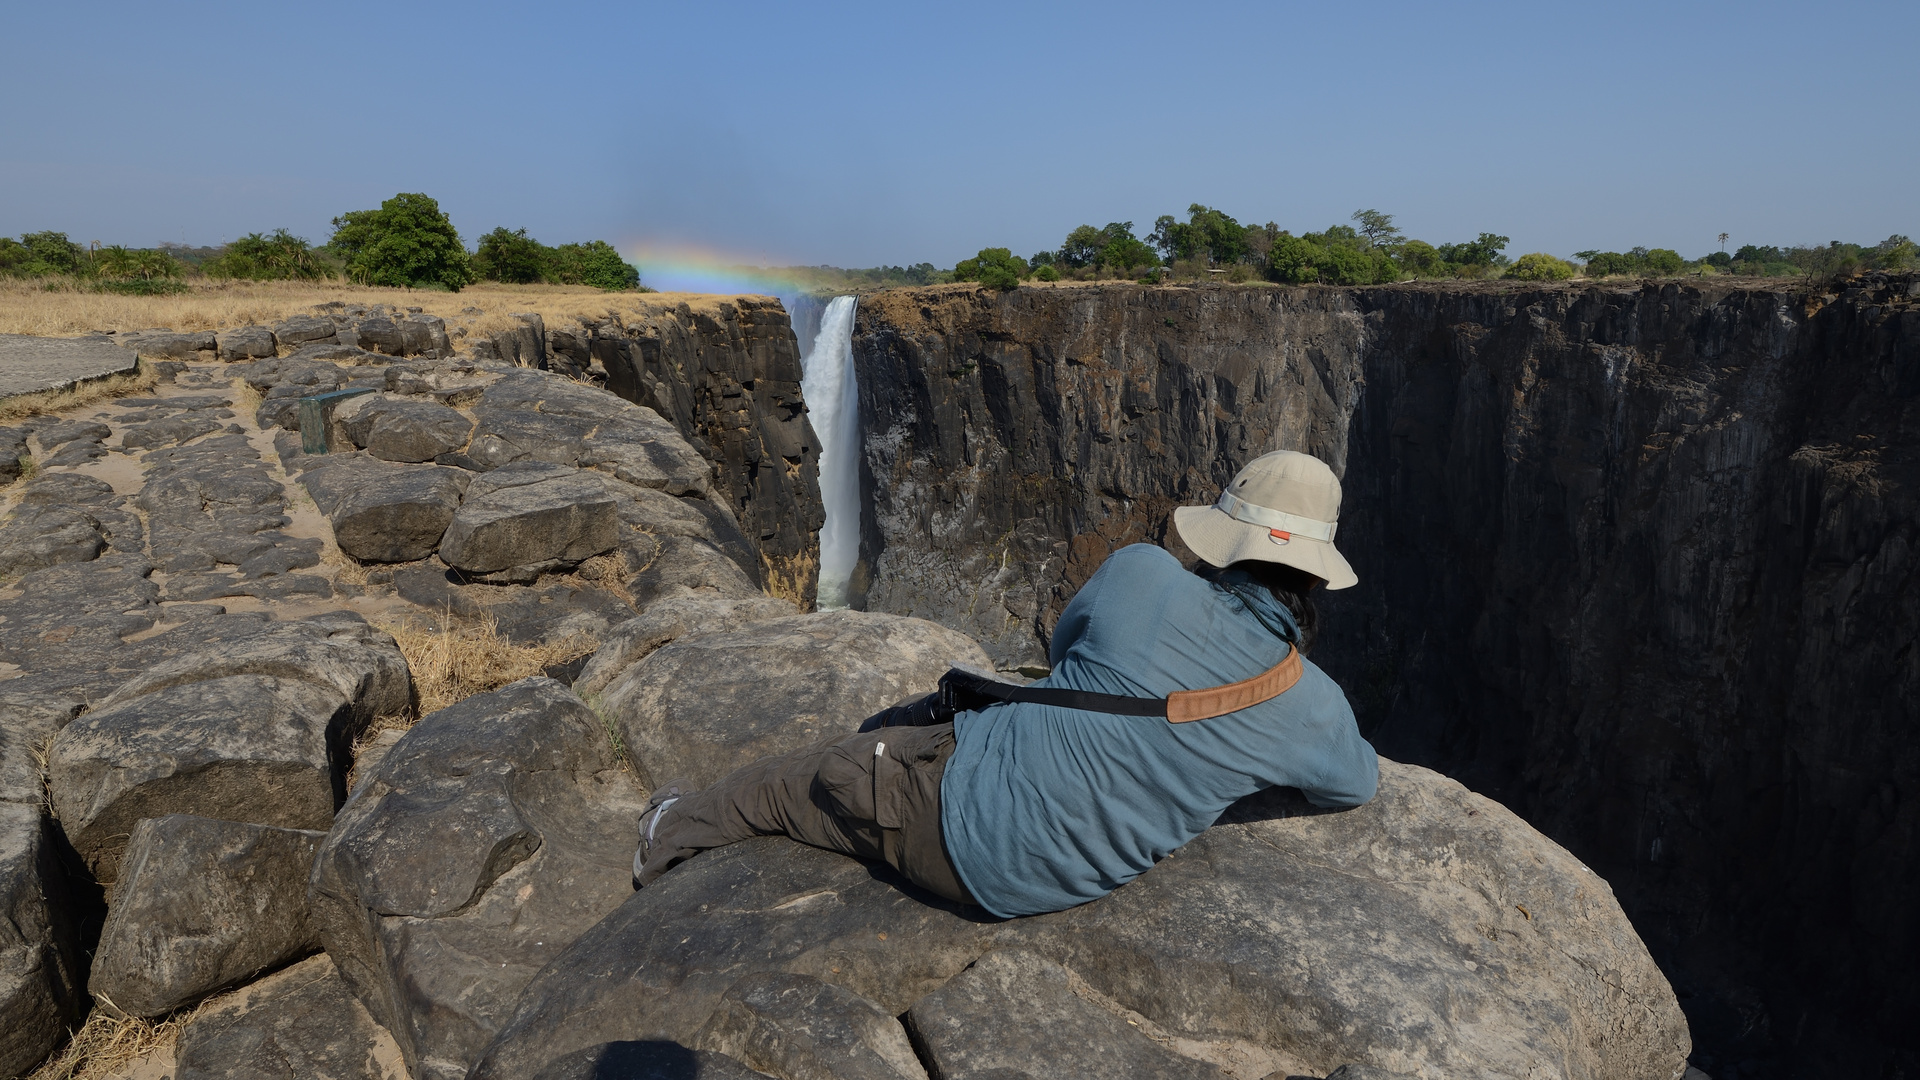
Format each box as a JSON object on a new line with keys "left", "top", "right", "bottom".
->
{"left": 1172, "top": 450, "right": 1358, "bottom": 590}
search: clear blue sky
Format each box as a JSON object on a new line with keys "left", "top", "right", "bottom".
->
{"left": 3, "top": 0, "right": 1913, "bottom": 270}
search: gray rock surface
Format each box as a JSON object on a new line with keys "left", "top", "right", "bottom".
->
{"left": 0, "top": 426, "right": 25, "bottom": 486}
{"left": 215, "top": 325, "right": 278, "bottom": 362}
{"left": 471, "top": 760, "right": 1689, "bottom": 1080}
{"left": 469, "top": 371, "right": 711, "bottom": 495}
{"left": 695, "top": 972, "right": 928, "bottom": 1080}
{"left": 333, "top": 393, "right": 474, "bottom": 462}
{"left": 906, "top": 950, "right": 1221, "bottom": 1080}
{"left": 310, "top": 678, "right": 646, "bottom": 1080}
{"left": 90, "top": 814, "right": 324, "bottom": 1017}
{"left": 0, "top": 333, "right": 140, "bottom": 397}
{"left": 173, "top": 953, "right": 406, "bottom": 1080}
{"left": 439, "top": 462, "right": 619, "bottom": 576}
{"left": 0, "top": 504, "right": 105, "bottom": 576}
{"left": 603, "top": 610, "right": 987, "bottom": 789}
{"left": 0, "top": 802, "right": 84, "bottom": 1078}
{"left": 272, "top": 314, "right": 340, "bottom": 348}
{"left": 115, "top": 329, "right": 215, "bottom": 360}
{"left": 574, "top": 594, "right": 797, "bottom": 698}
{"left": 302, "top": 457, "right": 471, "bottom": 563}
{"left": 49, "top": 616, "right": 408, "bottom": 879}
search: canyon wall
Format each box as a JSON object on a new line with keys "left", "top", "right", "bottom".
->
{"left": 851, "top": 277, "right": 1920, "bottom": 1077}
{"left": 514, "top": 295, "right": 825, "bottom": 604}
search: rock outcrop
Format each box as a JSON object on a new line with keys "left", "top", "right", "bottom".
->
{"left": 471, "top": 760, "right": 1688, "bottom": 1080}
{"left": 602, "top": 610, "right": 987, "bottom": 790}
{"left": 482, "top": 295, "right": 825, "bottom": 604}
{"left": 90, "top": 814, "right": 324, "bottom": 1017}
{"left": 172, "top": 953, "right": 406, "bottom": 1080}
{"left": 851, "top": 276, "right": 1920, "bottom": 1075}
{"left": 308, "top": 679, "right": 645, "bottom": 1080}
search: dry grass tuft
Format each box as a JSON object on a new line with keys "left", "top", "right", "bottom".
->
{"left": 0, "top": 359, "right": 160, "bottom": 423}
{"left": 378, "top": 613, "right": 596, "bottom": 717}
{"left": 27, "top": 994, "right": 217, "bottom": 1080}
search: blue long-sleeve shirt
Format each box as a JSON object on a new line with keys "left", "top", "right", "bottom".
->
{"left": 940, "top": 543, "right": 1379, "bottom": 917}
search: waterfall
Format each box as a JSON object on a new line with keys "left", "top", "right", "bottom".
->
{"left": 799, "top": 295, "right": 860, "bottom": 609}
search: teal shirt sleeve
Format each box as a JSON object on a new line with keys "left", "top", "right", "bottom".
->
{"left": 940, "top": 544, "right": 1378, "bottom": 917}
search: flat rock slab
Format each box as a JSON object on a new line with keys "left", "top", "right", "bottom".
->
{"left": 173, "top": 953, "right": 406, "bottom": 1080}
{"left": 696, "top": 971, "right": 928, "bottom": 1080}
{"left": 91, "top": 814, "right": 324, "bottom": 1018}
{"left": 0, "top": 334, "right": 139, "bottom": 398}
{"left": 438, "top": 462, "right": 619, "bottom": 576}
{"left": 603, "top": 610, "right": 989, "bottom": 790}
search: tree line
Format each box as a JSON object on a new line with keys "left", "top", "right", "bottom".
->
{"left": 0, "top": 193, "right": 645, "bottom": 294}
{"left": 949, "top": 204, "right": 1917, "bottom": 289}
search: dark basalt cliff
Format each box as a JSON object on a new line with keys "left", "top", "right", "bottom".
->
{"left": 851, "top": 277, "right": 1920, "bottom": 1076}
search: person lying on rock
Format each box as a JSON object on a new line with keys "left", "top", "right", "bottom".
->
{"left": 634, "top": 449, "right": 1380, "bottom": 916}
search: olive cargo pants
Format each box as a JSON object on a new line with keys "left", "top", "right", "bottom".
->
{"left": 633, "top": 721, "right": 975, "bottom": 905}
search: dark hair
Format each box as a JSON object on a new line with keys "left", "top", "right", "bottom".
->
{"left": 1196, "top": 560, "right": 1321, "bottom": 655}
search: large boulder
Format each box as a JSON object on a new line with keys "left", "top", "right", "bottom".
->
{"left": 602, "top": 610, "right": 987, "bottom": 790}
{"left": 272, "top": 314, "right": 340, "bottom": 348}
{"left": 216, "top": 325, "right": 278, "bottom": 362}
{"left": 90, "top": 814, "right": 324, "bottom": 1017}
{"left": 0, "top": 803, "right": 84, "bottom": 1078}
{"left": 468, "top": 371, "right": 711, "bottom": 496}
{"left": 309, "top": 678, "right": 646, "bottom": 1080}
{"left": 438, "top": 462, "right": 618, "bottom": 578}
{"left": 302, "top": 457, "right": 471, "bottom": 563}
{"left": 172, "top": 953, "right": 406, "bottom": 1080}
{"left": 119, "top": 329, "right": 215, "bottom": 359}
{"left": 574, "top": 594, "right": 797, "bottom": 698}
{"left": 48, "top": 616, "right": 409, "bottom": 880}
{"left": 470, "top": 760, "right": 1690, "bottom": 1080}
{"left": 360, "top": 397, "right": 473, "bottom": 463}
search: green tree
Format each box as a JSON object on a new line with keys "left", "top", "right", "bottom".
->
{"left": 1436, "top": 233, "right": 1510, "bottom": 270}
{"left": 1504, "top": 253, "right": 1576, "bottom": 281}
{"left": 953, "top": 247, "right": 1028, "bottom": 290}
{"left": 1395, "top": 239, "right": 1448, "bottom": 277}
{"left": 1351, "top": 209, "right": 1404, "bottom": 249}
{"left": 1033, "top": 264, "right": 1061, "bottom": 282}
{"left": 550, "top": 241, "right": 641, "bottom": 290}
{"left": 329, "top": 193, "right": 472, "bottom": 290}
{"left": 1058, "top": 224, "right": 1107, "bottom": 268}
{"left": 473, "top": 227, "right": 551, "bottom": 284}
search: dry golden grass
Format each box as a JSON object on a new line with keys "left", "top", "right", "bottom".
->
{"left": 378, "top": 613, "right": 596, "bottom": 718}
{"left": 26, "top": 994, "right": 217, "bottom": 1080}
{"left": 0, "top": 359, "right": 160, "bottom": 423}
{"left": 0, "top": 278, "right": 787, "bottom": 342}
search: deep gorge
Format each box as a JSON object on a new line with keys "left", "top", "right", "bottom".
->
{"left": 835, "top": 277, "right": 1920, "bottom": 1077}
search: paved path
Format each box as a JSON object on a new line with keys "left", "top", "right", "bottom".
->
{"left": 0, "top": 333, "right": 140, "bottom": 398}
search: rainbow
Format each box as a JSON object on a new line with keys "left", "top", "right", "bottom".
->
{"left": 619, "top": 241, "right": 821, "bottom": 296}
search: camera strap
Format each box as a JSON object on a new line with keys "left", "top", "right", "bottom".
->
{"left": 939, "top": 647, "right": 1303, "bottom": 724}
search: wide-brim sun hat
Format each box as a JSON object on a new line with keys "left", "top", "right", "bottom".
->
{"left": 1172, "top": 449, "right": 1358, "bottom": 590}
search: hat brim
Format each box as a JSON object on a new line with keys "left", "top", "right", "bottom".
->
{"left": 1173, "top": 505, "right": 1358, "bottom": 590}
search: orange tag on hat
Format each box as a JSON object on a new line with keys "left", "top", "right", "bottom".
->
{"left": 1269, "top": 529, "right": 1291, "bottom": 544}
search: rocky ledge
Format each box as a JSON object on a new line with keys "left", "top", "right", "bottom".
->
{"left": 0, "top": 297, "right": 1688, "bottom": 1080}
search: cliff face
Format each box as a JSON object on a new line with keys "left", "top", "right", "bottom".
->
{"left": 851, "top": 277, "right": 1920, "bottom": 1076}
{"left": 537, "top": 295, "right": 825, "bottom": 604}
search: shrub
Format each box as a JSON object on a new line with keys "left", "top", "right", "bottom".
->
{"left": 329, "top": 192, "right": 472, "bottom": 291}
{"left": 953, "top": 247, "right": 1028, "bottom": 290}
{"left": 1505, "top": 253, "right": 1576, "bottom": 282}
{"left": 1267, "top": 229, "right": 1400, "bottom": 285}
{"left": 1033, "top": 264, "right": 1060, "bottom": 282}
{"left": 205, "top": 229, "right": 331, "bottom": 281}
{"left": 550, "top": 241, "right": 641, "bottom": 290}
{"left": 473, "top": 227, "right": 549, "bottom": 284}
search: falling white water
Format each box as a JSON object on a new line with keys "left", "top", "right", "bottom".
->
{"left": 799, "top": 295, "right": 860, "bottom": 609}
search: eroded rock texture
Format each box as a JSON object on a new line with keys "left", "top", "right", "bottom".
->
{"left": 852, "top": 276, "right": 1920, "bottom": 1075}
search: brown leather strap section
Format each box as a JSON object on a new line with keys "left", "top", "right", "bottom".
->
{"left": 1165, "top": 647, "right": 1304, "bottom": 723}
